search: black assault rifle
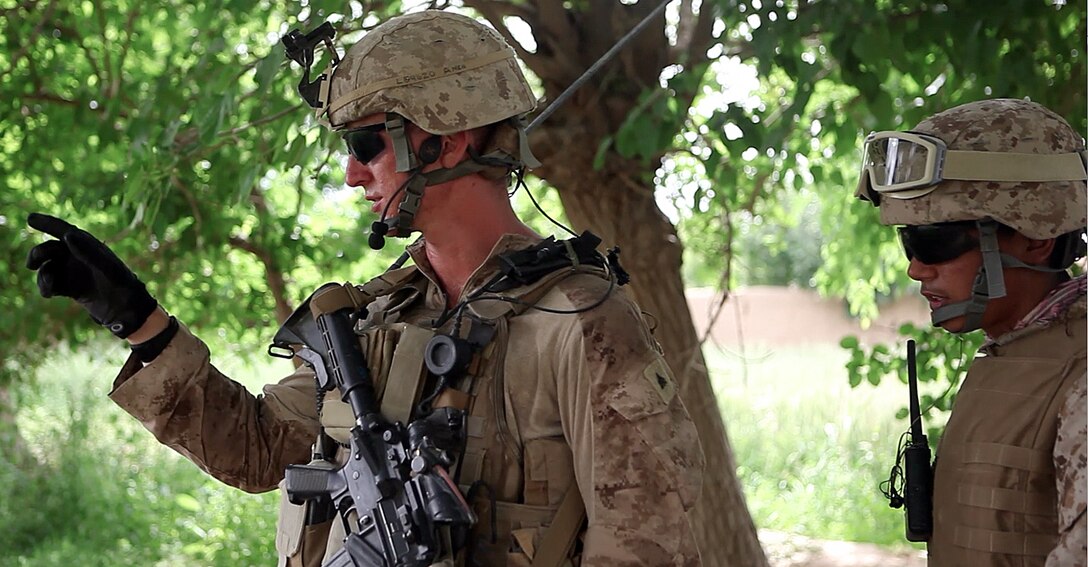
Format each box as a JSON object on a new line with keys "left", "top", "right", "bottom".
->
{"left": 269, "top": 283, "right": 475, "bottom": 566}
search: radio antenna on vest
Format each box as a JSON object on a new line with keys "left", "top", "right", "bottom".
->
{"left": 525, "top": 0, "right": 671, "bottom": 133}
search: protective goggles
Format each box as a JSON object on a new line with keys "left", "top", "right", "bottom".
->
{"left": 856, "top": 131, "right": 1088, "bottom": 201}
{"left": 897, "top": 221, "right": 979, "bottom": 265}
{"left": 341, "top": 123, "right": 387, "bottom": 164}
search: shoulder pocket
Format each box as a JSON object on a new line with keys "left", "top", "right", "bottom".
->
{"left": 607, "top": 354, "right": 677, "bottom": 421}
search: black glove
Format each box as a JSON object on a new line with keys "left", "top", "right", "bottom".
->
{"left": 26, "top": 213, "right": 158, "bottom": 339}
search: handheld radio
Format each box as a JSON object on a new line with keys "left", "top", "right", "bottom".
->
{"left": 902, "top": 339, "right": 934, "bottom": 541}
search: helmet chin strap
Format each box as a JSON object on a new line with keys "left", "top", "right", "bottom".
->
{"left": 368, "top": 114, "right": 535, "bottom": 250}
{"left": 930, "top": 220, "right": 1068, "bottom": 333}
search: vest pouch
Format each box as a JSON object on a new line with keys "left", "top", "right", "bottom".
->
{"left": 470, "top": 500, "right": 565, "bottom": 567}
{"left": 275, "top": 480, "right": 333, "bottom": 567}
{"left": 523, "top": 438, "right": 574, "bottom": 507}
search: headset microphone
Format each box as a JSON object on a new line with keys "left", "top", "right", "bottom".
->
{"left": 368, "top": 220, "right": 389, "bottom": 250}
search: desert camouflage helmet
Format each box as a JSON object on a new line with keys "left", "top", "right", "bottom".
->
{"left": 323, "top": 10, "right": 537, "bottom": 134}
{"left": 876, "top": 98, "right": 1088, "bottom": 240}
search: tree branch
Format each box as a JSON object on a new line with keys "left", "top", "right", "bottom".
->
{"left": 465, "top": 1, "right": 552, "bottom": 75}
{"left": 0, "top": 0, "right": 58, "bottom": 80}
{"left": 92, "top": 0, "right": 114, "bottom": 98}
{"left": 110, "top": 4, "right": 141, "bottom": 99}
{"left": 170, "top": 174, "right": 204, "bottom": 242}
{"left": 217, "top": 104, "right": 304, "bottom": 137}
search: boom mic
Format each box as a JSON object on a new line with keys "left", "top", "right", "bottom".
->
{"left": 368, "top": 220, "right": 389, "bottom": 250}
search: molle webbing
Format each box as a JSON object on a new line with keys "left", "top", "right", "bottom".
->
{"left": 953, "top": 526, "right": 1057, "bottom": 557}
{"left": 956, "top": 484, "right": 1056, "bottom": 516}
{"left": 962, "top": 442, "right": 1051, "bottom": 472}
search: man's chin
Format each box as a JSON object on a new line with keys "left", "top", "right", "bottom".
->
{"left": 934, "top": 316, "right": 967, "bottom": 334}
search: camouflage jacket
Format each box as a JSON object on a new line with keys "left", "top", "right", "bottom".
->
{"left": 109, "top": 234, "right": 704, "bottom": 566}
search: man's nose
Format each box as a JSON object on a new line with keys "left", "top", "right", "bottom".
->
{"left": 906, "top": 256, "right": 936, "bottom": 281}
{"left": 345, "top": 156, "right": 371, "bottom": 187}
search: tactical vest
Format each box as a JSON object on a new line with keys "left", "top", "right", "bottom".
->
{"left": 928, "top": 312, "right": 1086, "bottom": 566}
{"left": 278, "top": 263, "right": 600, "bottom": 567}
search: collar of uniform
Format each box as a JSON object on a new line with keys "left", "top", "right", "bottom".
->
{"left": 405, "top": 233, "right": 545, "bottom": 309}
{"left": 982, "top": 275, "right": 1087, "bottom": 349}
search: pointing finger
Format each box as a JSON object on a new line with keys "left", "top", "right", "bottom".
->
{"left": 27, "top": 213, "right": 79, "bottom": 239}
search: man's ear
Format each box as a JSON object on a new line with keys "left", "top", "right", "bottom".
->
{"left": 1019, "top": 234, "right": 1057, "bottom": 265}
{"left": 438, "top": 130, "right": 473, "bottom": 169}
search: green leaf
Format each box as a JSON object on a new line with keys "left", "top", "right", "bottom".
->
{"left": 237, "top": 165, "right": 261, "bottom": 203}
{"left": 175, "top": 493, "right": 202, "bottom": 512}
{"left": 254, "top": 52, "right": 283, "bottom": 88}
{"left": 198, "top": 92, "right": 236, "bottom": 144}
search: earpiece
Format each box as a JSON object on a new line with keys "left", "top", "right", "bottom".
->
{"left": 418, "top": 136, "right": 442, "bottom": 165}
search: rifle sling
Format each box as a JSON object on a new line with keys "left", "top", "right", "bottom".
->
{"left": 531, "top": 484, "right": 586, "bottom": 567}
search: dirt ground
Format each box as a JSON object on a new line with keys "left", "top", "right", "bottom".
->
{"left": 760, "top": 530, "right": 927, "bottom": 567}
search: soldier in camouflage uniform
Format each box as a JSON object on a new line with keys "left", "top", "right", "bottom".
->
{"left": 25, "top": 10, "right": 704, "bottom": 567}
{"left": 855, "top": 98, "right": 1087, "bottom": 566}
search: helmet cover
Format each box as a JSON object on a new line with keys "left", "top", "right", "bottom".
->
{"left": 877, "top": 98, "right": 1087, "bottom": 240}
{"left": 325, "top": 10, "right": 537, "bottom": 134}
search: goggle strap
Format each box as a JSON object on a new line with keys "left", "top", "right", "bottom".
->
{"left": 941, "top": 150, "right": 1087, "bottom": 183}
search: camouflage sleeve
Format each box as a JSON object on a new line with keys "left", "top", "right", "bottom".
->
{"left": 557, "top": 288, "right": 704, "bottom": 566}
{"left": 109, "top": 322, "right": 320, "bottom": 493}
{"left": 1047, "top": 373, "right": 1087, "bottom": 567}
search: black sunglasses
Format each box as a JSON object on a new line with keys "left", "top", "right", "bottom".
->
{"left": 341, "top": 123, "right": 387, "bottom": 164}
{"left": 897, "top": 221, "right": 979, "bottom": 265}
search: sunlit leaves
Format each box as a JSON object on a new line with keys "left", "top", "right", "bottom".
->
{"left": 1, "top": 0, "right": 412, "bottom": 390}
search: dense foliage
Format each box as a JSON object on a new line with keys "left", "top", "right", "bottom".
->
{"left": 1, "top": 0, "right": 1082, "bottom": 560}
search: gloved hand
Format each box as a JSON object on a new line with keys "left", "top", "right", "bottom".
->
{"left": 26, "top": 213, "right": 158, "bottom": 339}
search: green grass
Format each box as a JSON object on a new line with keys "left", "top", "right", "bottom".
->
{"left": 706, "top": 341, "right": 922, "bottom": 549}
{"left": 2, "top": 340, "right": 922, "bottom": 564}
{"left": 1, "top": 342, "right": 285, "bottom": 566}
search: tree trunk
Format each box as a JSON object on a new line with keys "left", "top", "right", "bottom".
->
{"left": 534, "top": 150, "right": 768, "bottom": 566}
{"left": 464, "top": 2, "right": 767, "bottom": 562}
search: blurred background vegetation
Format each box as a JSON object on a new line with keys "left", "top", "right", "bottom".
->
{"left": 1, "top": 0, "right": 1082, "bottom": 564}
